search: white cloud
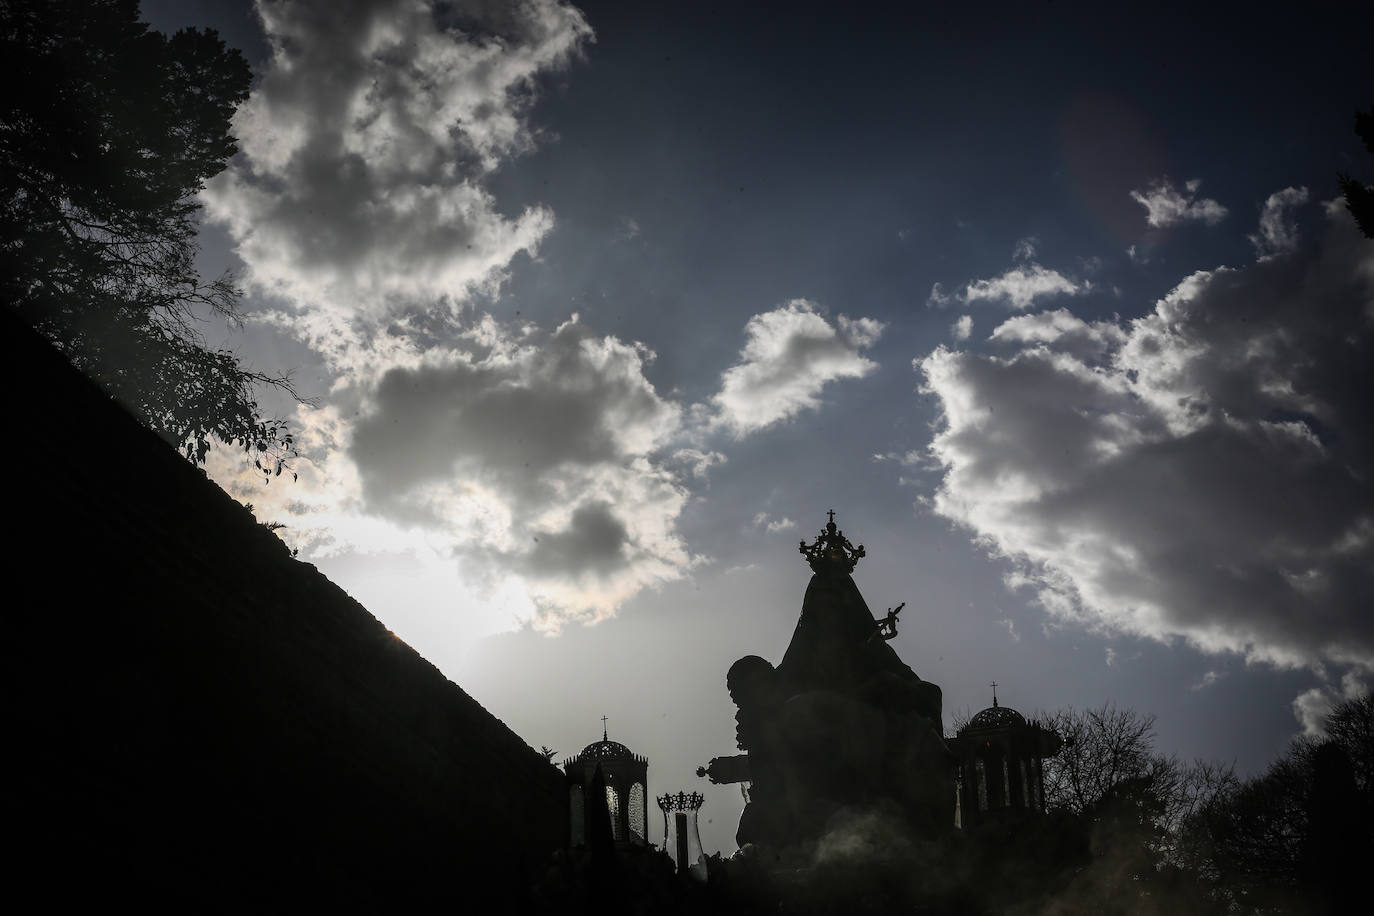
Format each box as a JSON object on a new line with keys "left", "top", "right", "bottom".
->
{"left": 916, "top": 206, "right": 1374, "bottom": 672}
{"left": 753, "top": 513, "right": 797, "bottom": 533}
{"left": 198, "top": 3, "right": 715, "bottom": 632}
{"left": 1129, "top": 177, "right": 1228, "bottom": 228}
{"left": 203, "top": 0, "right": 592, "bottom": 315}
{"left": 209, "top": 401, "right": 372, "bottom": 557}
{"left": 927, "top": 282, "right": 954, "bottom": 308}
{"left": 929, "top": 264, "right": 1088, "bottom": 311}
{"left": 667, "top": 447, "right": 726, "bottom": 480}
{"left": 1292, "top": 687, "right": 1336, "bottom": 737}
{"left": 1292, "top": 672, "right": 1368, "bottom": 737}
{"left": 989, "top": 308, "right": 1126, "bottom": 359}
{"left": 951, "top": 315, "right": 973, "bottom": 341}
{"left": 709, "top": 299, "right": 884, "bottom": 437}
{"left": 965, "top": 264, "right": 1085, "bottom": 310}
{"left": 1191, "top": 670, "right": 1225, "bottom": 691}
{"left": 1249, "top": 186, "right": 1310, "bottom": 258}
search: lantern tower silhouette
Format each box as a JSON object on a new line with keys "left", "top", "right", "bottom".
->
{"left": 563, "top": 718, "right": 649, "bottom": 847}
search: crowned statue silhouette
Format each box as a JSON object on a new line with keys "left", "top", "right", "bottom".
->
{"left": 701, "top": 511, "right": 954, "bottom": 849}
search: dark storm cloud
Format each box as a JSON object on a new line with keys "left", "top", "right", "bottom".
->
{"left": 343, "top": 315, "right": 692, "bottom": 626}
{"left": 349, "top": 316, "right": 676, "bottom": 515}
{"left": 917, "top": 201, "right": 1374, "bottom": 670}
{"left": 352, "top": 355, "right": 614, "bottom": 501}
{"left": 523, "top": 501, "right": 628, "bottom": 577}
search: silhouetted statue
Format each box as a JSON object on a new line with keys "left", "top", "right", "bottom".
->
{"left": 710, "top": 512, "right": 954, "bottom": 850}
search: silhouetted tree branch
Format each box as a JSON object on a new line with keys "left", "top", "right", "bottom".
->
{"left": 1338, "top": 106, "right": 1374, "bottom": 238}
{"left": 1040, "top": 704, "right": 1238, "bottom": 884}
{"left": 0, "top": 0, "right": 302, "bottom": 477}
{"left": 1042, "top": 703, "right": 1160, "bottom": 816}
{"left": 1182, "top": 693, "right": 1372, "bottom": 914}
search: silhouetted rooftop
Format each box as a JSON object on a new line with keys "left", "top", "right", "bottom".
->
{"left": 963, "top": 703, "right": 1029, "bottom": 733}
{"left": 578, "top": 738, "right": 638, "bottom": 761}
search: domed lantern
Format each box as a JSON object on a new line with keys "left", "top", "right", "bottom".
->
{"left": 563, "top": 717, "right": 649, "bottom": 847}
{"left": 947, "top": 684, "right": 1061, "bottom": 828}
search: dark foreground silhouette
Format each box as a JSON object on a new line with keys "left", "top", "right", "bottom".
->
{"left": 5, "top": 313, "right": 563, "bottom": 912}
{"left": 8, "top": 315, "right": 1370, "bottom": 914}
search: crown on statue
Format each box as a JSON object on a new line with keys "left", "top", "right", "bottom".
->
{"left": 657, "top": 791, "right": 705, "bottom": 812}
{"left": 799, "top": 509, "right": 865, "bottom": 574}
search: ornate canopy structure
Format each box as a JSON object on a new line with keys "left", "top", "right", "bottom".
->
{"left": 946, "top": 689, "right": 1062, "bottom": 828}
{"left": 563, "top": 721, "right": 649, "bottom": 848}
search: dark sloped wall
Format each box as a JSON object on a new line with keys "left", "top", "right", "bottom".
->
{"left": 5, "top": 316, "right": 565, "bottom": 911}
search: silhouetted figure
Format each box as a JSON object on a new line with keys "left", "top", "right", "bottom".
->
{"left": 869, "top": 603, "right": 904, "bottom": 643}
{"left": 715, "top": 512, "right": 953, "bottom": 851}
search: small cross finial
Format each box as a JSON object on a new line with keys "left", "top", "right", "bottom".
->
{"left": 827, "top": 509, "right": 836, "bottom": 525}
{"left": 601, "top": 714, "right": 609, "bottom": 741}
{"left": 990, "top": 681, "right": 999, "bottom": 707}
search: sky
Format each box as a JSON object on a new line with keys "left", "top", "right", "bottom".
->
{"left": 138, "top": 0, "right": 1373, "bottom": 855}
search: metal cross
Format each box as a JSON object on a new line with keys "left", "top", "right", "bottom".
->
{"left": 601, "top": 714, "right": 609, "bottom": 740}
{"left": 990, "top": 681, "right": 999, "bottom": 705}
{"left": 827, "top": 509, "right": 835, "bottom": 524}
